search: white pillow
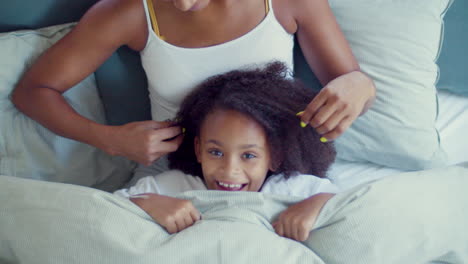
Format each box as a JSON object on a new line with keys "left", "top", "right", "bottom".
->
{"left": 0, "top": 23, "right": 135, "bottom": 191}
{"left": 331, "top": 0, "right": 452, "bottom": 170}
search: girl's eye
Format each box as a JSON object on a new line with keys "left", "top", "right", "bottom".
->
{"left": 208, "top": 149, "right": 223, "bottom": 157}
{"left": 243, "top": 153, "right": 257, "bottom": 159}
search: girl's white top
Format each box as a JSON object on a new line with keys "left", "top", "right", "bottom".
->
{"left": 114, "top": 170, "right": 339, "bottom": 199}
{"left": 140, "top": 0, "right": 294, "bottom": 122}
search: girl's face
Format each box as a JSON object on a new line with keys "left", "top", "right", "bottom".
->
{"left": 195, "top": 109, "right": 274, "bottom": 192}
{"left": 163, "top": 0, "right": 211, "bottom": 12}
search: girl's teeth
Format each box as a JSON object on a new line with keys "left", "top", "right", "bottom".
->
{"left": 219, "top": 181, "right": 241, "bottom": 188}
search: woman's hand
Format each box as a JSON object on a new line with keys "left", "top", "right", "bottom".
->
{"left": 298, "top": 71, "right": 376, "bottom": 142}
{"left": 273, "top": 193, "right": 335, "bottom": 241}
{"left": 130, "top": 193, "right": 201, "bottom": 234}
{"left": 99, "top": 120, "right": 183, "bottom": 166}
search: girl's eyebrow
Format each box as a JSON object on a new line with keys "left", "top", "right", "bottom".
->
{"left": 206, "top": 140, "right": 264, "bottom": 150}
{"left": 240, "top": 144, "right": 263, "bottom": 150}
{"left": 207, "top": 139, "right": 223, "bottom": 146}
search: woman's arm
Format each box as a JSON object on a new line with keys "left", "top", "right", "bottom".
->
{"left": 280, "top": 0, "right": 376, "bottom": 141}
{"left": 11, "top": 0, "right": 183, "bottom": 165}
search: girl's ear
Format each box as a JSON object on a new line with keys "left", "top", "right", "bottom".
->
{"left": 269, "top": 160, "right": 279, "bottom": 172}
{"left": 194, "top": 136, "right": 201, "bottom": 163}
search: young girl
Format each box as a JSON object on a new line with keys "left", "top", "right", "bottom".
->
{"left": 11, "top": 0, "right": 375, "bottom": 175}
{"left": 115, "top": 62, "right": 338, "bottom": 242}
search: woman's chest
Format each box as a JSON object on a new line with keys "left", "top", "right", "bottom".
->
{"left": 152, "top": 0, "right": 290, "bottom": 48}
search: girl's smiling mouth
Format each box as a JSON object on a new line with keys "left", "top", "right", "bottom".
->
{"left": 216, "top": 181, "right": 248, "bottom": 191}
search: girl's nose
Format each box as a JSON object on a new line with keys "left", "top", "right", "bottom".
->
{"left": 223, "top": 156, "right": 241, "bottom": 176}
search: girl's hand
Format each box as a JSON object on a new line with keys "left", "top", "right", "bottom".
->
{"left": 298, "top": 71, "right": 376, "bottom": 141}
{"left": 130, "top": 193, "right": 201, "bottom": 234}
{"left": 99, "top": 120, "right": 183, "bottom": 166}
{"left": 273, "top": 193, "right": 335, "bottom": 241}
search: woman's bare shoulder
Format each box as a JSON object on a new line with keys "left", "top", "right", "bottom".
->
{"left": 271, "top": 0, "right": 298, "bottom": 34}
{"left": 273, "top": 0, "right": 334, "bottom": 34}
{"left": 77, "top": 0, "right": 148, "bottom": 50}
{"left": 13, "top": 0, "right": 150, "bottom": 94}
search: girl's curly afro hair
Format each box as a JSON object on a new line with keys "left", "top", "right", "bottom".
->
{"left": 168, "top": 62, "right": 336, "bottom": 179}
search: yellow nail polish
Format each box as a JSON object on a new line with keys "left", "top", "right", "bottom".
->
{"left": 320, "top": 137, "right": 328, "bottom": 143}
{"left": 296, "top": 111, "right": 304, "bottom": 116}
{"left": 300, "top": 121, "right": 307, "bottom": 128}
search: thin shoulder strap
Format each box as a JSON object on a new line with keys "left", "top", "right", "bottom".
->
{"left": 146, "top": 0, "right": 267, "bottom": 38}
{"left": 146, "top": 0, "right": 164, "bottom": 39}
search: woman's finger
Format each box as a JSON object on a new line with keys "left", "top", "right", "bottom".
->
{"left": 308, "top": 100, "right": 339, "bottom": 128}
{"left": 152, "top": 126, "right": 183, "bottom": 142}
{"left": 315, "top": 108, "right": 349, "bottom": 135}
{"left": 150, "top": 135, "right": 183, "bottom": 155}
{"left": 322, "top": 116, "right": 353, "bottom": 140}
{"left": 300, "top": 90, "right": 328, "bottom": 124}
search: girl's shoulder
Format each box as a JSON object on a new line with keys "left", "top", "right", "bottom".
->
{"left": 262, "top": 173, "right": 340, "bottom": 197}
{"left": 152, "top": 170, "right": 207, "bottom": 195}
{"left": 114, "top": 170, "right": 206, "bottom": 198}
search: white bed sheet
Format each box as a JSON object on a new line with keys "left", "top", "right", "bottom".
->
{"left": 328, "top": 90, "right": 468, "bottom": 191}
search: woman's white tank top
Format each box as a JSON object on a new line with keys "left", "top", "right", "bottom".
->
{"left": 140, "top": 0, "right": 294, "bottom": 121}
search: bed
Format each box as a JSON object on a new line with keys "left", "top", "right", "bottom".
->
{"left": 1, "top": 0, "right": 467, "bottom": 263}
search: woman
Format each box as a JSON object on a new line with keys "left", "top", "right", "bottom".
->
{"left": 11, "top": 0, "right": 375, "bottom": 177}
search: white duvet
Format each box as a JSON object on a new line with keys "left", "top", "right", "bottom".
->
{"left": 1, "top": 163, "right": 467, "bottom": 264}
